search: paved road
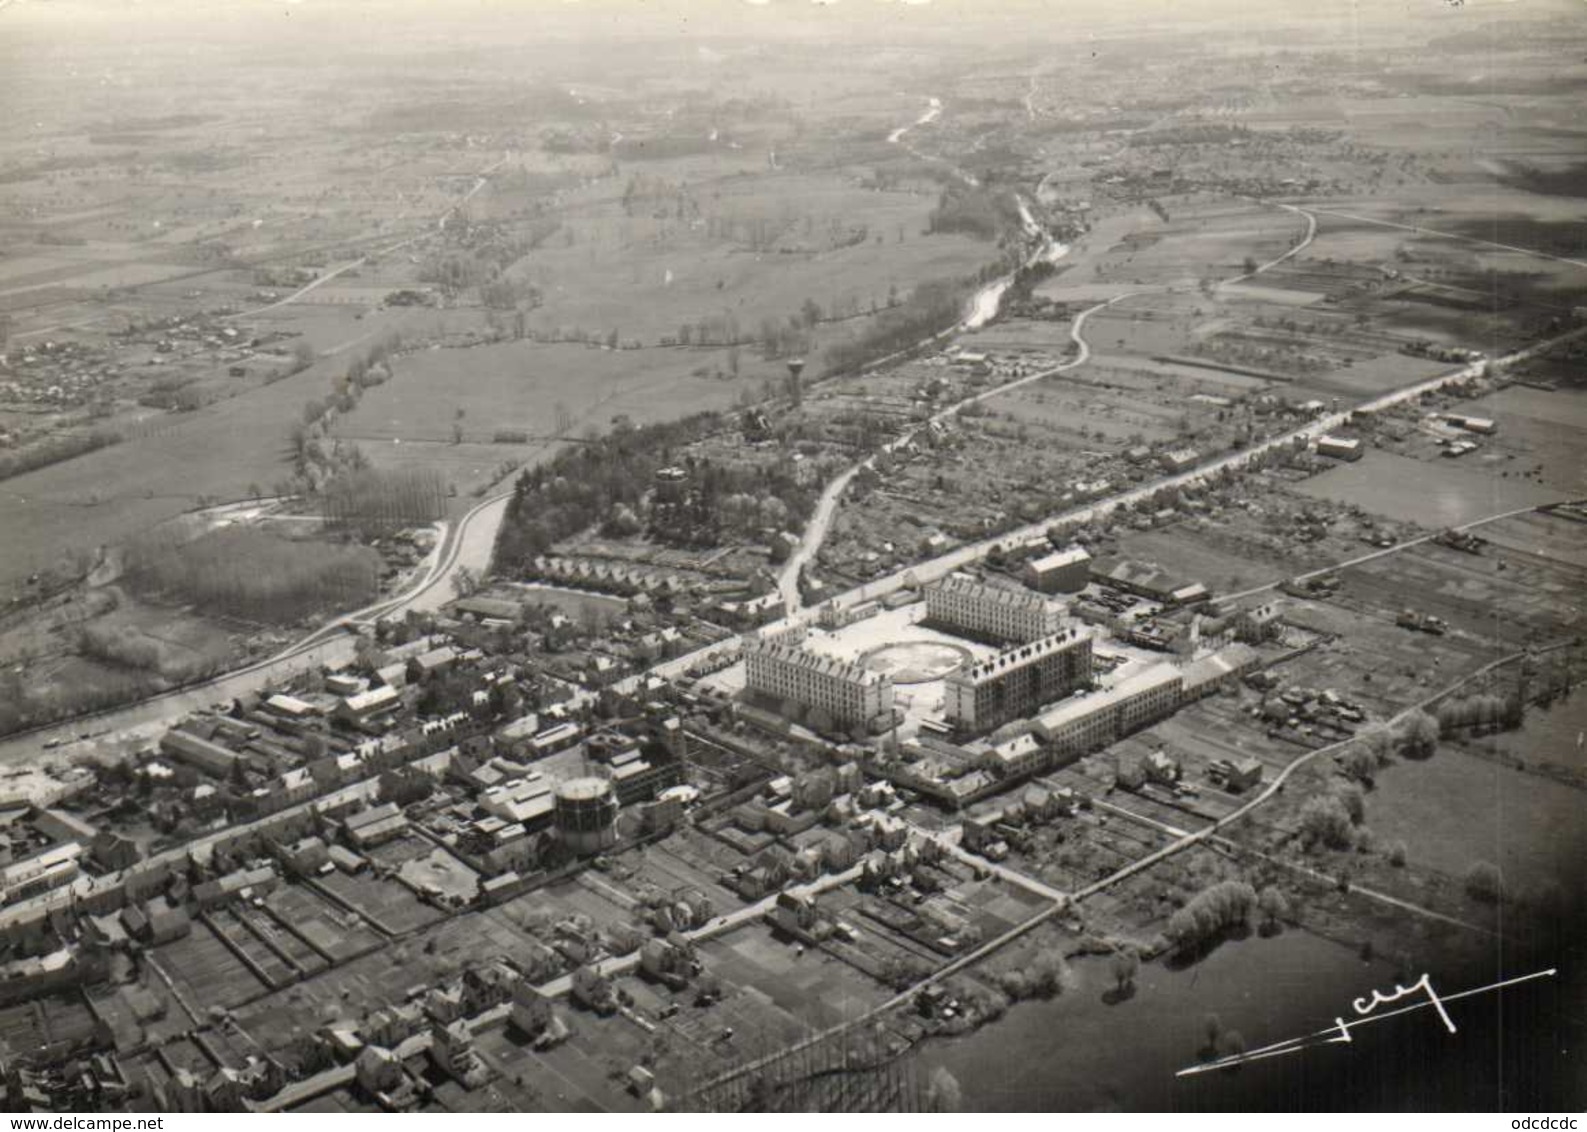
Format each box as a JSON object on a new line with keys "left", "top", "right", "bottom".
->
{"left": 0, "top": 759, "right": 392, "bottom": 933}
{"left": 256, "top": 1028, "right": 431, "bottom": 1112}
{"left": 932, "top": 829, "right": 1071, "bottom": 904}
{"left": 650, "top": 314, "right": 1587, "bottom": 700}
{"left": 774, "top": 316, "right": 1584, "bottom": 636}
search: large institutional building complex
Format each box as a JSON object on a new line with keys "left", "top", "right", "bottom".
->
{"left": 944, "top": 627, "right": 1094, "bottom": 736}
{"left": 925, "top": 575, "right": 1066, "bottom": 643}
{"left": 743, "top": 631, "right": 894, "bottom": 732}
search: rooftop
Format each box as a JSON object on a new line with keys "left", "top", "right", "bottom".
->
{"left": 1033, "top": 662, "right": 1183, "bottom": 734}
{"left": 951, "top": 627, "right": 1091, "bottom": 684}
{"left": 745, "top": 634, "right": 887, "bottom": 687}
{"left": 1027, "top": 546, "right": 1091, "bottom": 572}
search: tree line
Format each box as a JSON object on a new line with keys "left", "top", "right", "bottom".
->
{"left": 0, "top": 428, "right": 121, "bottom": 483}
{"left": 926, "top": 185, "right": 1023, "bottom": 242}
{"left": 819, "top": 275, "right": 983, "bottom": 378}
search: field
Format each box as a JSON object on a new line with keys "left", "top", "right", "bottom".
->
{"left": 315, "top": 870, "right": 445, "bottom": 936}
{"left": 514, "top": 167, "right": 991, "bottom": 350}
{"left": 333, "top": 340, "right": 750, "bottom": 454}
{"left": 1364, "top": 742, "right": 1585, "bottom": 902}
{"left": 0, "top": 9, "right": 1008, "bottom": 603}
{"left": 2, "top": 0, "right": 1587, "bottom": 1115}
{"left": 1296, "top": 449, "right": 1562, "bottom": 528}
{"left": 152, "top": 922, "right": 271, "bottom": 1010}
{"left": 1457, "top": 386, "right": 1587, "bottom": 495}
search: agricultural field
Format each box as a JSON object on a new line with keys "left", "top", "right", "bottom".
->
{"left": 151, "top": 921, "right": 271, "bottom": 1011}
{"left": 1295, "top": 448, "right": 1560, "bottom": 528}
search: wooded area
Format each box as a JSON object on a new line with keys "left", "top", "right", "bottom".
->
{"left": 123, "top": 528, "right": 381, "bottom": 623}
{"left": 323, "top": 466, "right": 448, "bottom": 537}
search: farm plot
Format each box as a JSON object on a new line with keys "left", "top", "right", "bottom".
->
{"left": 1456, "top": 385, "right": 1587, "bottom": 496}
{"left": 1479, "top": 510, "right": 1587, "bottom": 571}
{"left": 151, "top": 1036, "right": 215, "bottom": 1079}
{"left": 152, "top": 921, "right": 270, "bottom": 1009}
{"left": 234, "top": 902, "right": 329, "bottom": 978}
{"left": 264, "top": 883, "right": 383, "bottom": 964}
{"left": 0, "top": 991, "right": 99, "bottom": 1055}
{"left": 333, "top": 339, "right": 749, "bottom": 451}
{"left": 1338, "top": 539, "right": 1585, "bottom": 646}
{"left": 695, "top": 921, "right": 894, "bottom": 1031}
{"left": 315, "top": 869, "right": 445, "bottom": 936}
{"left": 205, "top": 907, "right": 298, "bottom": 989}
{"left": 990, "top": 370, "right": 1196, "bottom": 445}
{"left": 472, "top": 1010, "right": 649, "bottom": 1113}
{"left": 1270, "top": 599, "right": 1499, "bottom": 719}
{"left": 0, "top": 346, "right": 359, "bottom": 588}
{"left": 1111, "top": 523, "right": 1293, "bottom": 595}
{"left": 993, "top": 784, "right": 1180, "bottom": 895}
{"left": 517, "top": 170, "right": 992, "bottom": 349}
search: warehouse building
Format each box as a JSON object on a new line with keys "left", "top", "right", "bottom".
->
{"left": 159, "top": 728, "right": 242, "bottom": 778}
{"left": 1022, "top": 546, "right": 1092, "bottom": 595}
{"left": 1089, "top": 558, "right": 1209, "bottom": 607}
{"left": 1316, "top": 435, "right": 1363, "bottom": 461}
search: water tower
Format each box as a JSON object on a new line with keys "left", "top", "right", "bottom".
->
{"left": 786, "top": 357, "right": 806, "bottom": 405}
{"left": 554, "top": 777, "right": 619, "bottom": 855}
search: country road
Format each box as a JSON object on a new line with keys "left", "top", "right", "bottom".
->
{"left": 774, "top": 291, "right": 1112, "bottom": 616}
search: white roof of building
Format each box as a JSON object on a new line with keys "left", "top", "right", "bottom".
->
{"left": 987, "top": 732, "right": 1041, "bottom": 767}
{"left": 1182, "top": 643, "right": 1261, "bottom": 690}
{"left": 266, "top": 693, "right": 317, "bottom": 716}
{"left": 1028, "top": 546, "right": 1091, "bottom": 572}
{"left": 1034, "top": 663, "right": 1183, "bottom": 734}
{"left": 343, "top": 685, "right": 400, "bottom": 714}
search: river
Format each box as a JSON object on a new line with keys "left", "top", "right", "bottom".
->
{"left": 917, "top": 925, "right": 1575, "bottom": 1110}
{"left": 888, "top": 96, "right": 942, "bottom": 145}
{"left": 922, "top": 930, "right": 1389, "bottom": 1110}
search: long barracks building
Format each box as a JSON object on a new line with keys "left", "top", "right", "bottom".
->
{"left": 925, "top": 574, "right": 1066, "bottom": 644}
{"left": 944, "top": 626, "right": 1094, "bottom": 736}
{"left": 743, "top": 632, "right": 894, "bottom": 733}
